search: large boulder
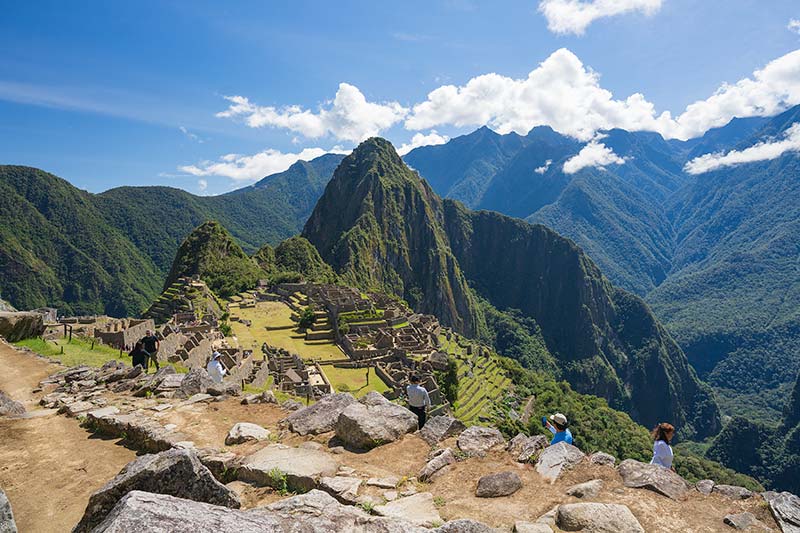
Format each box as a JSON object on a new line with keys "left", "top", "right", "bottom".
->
{"left": 475, "top": 471, "right": 522, "bottom": 498}
{"left": 174, "top": 368, "right": 213, "bottom": 399}
{"left": 723, "top": 512, "right": 771, "bottom": 531}
{"left": 695, "top": 479, "right": 714, "bottom": 495}
{"left": 237, "top": 444, "right": 339, "bottom": 492}
{"left": 535, "top": 442, "right": 585, "bottom": 482}
{"left": 318, "top": 476, "right": 361, "bottom": 504}
{"left": 0, "top": 488, "right": 17, "bottom": 533}
{"left": 566, "top": 479, "right": 604, "bottom": 498}
{"left": 285, "top": 393, "right": 356, "bottom": 435}
{"left": 713, "top": 484, "right": 753, "bottom": 500}
{"left": 589, "top": 451, "right": 616, "bottom": 466}
{"left": 763, "top": 491, "right": 800, "bottom": 533}
{"left": 507, "top": 434, "right": 548, "bottom": 462}
{"left": 0, "top": 312, "right": 44, "bottom": 342}
{"left": 419, "top": 448, "right": 457, "bottom": 481}
{"left": 93, "top": 490, "right": 429, "bottom": 532}
{"left": 457, "top": 426, "right": 505, "bottom": 457}
{"left": 419, "top": 415, "right": 466, "bottom": 446}
{"left": 374, "top": 492, "right": 442, "bottom": 528}
{"left": 0, "top": 391, "right": 24, "bottom": 418}
{"left": 556, "top": 503, "right": 644, "bottom": 533}
{"left": 72, "top": 448, "right": 240, "bottom": 532}
{"left": 225, "top": 423, "right": 270, "bottom": 445}
{"left": 436, "top": 519, "right": 499, "bottom": 532}
{"left": 334, "top": 393, "right": 417, "bottom": 449}
{"left": 617, "top": 459, "right": 689, "bottom": 500}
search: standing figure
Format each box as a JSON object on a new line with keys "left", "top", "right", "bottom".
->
{"left": 140, "top": 329, "right": 160, "bottom": 373}
{"left": 406, "top": 374, "right": 431, "bottom": 429}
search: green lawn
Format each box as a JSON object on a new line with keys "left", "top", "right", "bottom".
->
{"left": 16, "top": 336, "right": 128, "bottom": 367}
{"left": 321, "top": 366, "right": 390, "bottom": 398}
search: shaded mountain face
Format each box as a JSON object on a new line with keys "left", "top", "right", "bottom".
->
{"left": 253, "top": 236, "right": 336, "bottom": 284}
{"left": 0, "top": 155, "right": 342, "bottom": 316}
{"left": 305, "top": 137, "right": 720, "bottom": 439}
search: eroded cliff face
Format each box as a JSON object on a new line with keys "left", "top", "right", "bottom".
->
{"left": 303, "top": 137, "right": 720, "bottom": 439}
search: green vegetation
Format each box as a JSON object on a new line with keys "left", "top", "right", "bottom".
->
{"left": 338, "top": 309, "right": 384, "bottom": 326}
{"left": 253, "top": 236, "right": 337, "bottom": 284}
{"left": 15, "top": 336, "right": 127, "bottom": 367}
{"left": 322, "top": 366, "right": 389, "bottom": 398}
{"left": 434, "top": 358, "right": 459, "bottom": 405}
{"left": 267, "top": 467, "right": 289, "bottom": 495}
{"left": 297, "top": 307, "right": 316, "bottom": 329}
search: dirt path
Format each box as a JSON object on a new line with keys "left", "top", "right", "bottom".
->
{"left": 0, "top": 342, "right": 136, "bottom": 533}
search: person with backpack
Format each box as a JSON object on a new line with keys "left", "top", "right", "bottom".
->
{"left": 140, "top": 330, "right": 160, "bottom": 372}
{"left": 542, "top": 412, "right": 573, "bottom": 445}
{"left": 650, "top": 422, "right": 675, "bottom": 469}
{"left": 128, "top": 341, "right": 148, "bottom": 369}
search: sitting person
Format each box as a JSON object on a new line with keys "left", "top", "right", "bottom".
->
{"left": 650, "top": 422, "right": 675, "bottom": 469}
{"left": 206, "top": 351, "right": 226, "bottom": 384}
{"left": 542, "top": 413, "right": 573, "bottom": 445}
{"left": 128, "top": 341, "right": 148, "bottom": 369}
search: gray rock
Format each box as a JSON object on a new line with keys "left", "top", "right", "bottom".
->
{"left": 514, "top": 521, "right": 553, "bottom": 532}
{"left": 241, "top": 390, "right": 277, "bottom": 405}
{"left": 419, "top": 415, "right": 467, "bottom": 446}
{"left": 0, "top": 311, "right": 44, "bottom": 342}
{"left": 374, "top": 492, "right": 442, "bottom": 527}
{"left": 0, "top": 391, "right": 24, "bottom": 418}
{"left": 225, "top": 422, "right": 270, "bottom": 445}
{"left": 589, "top": 451, "right": 616, "bottom": 466}
{"left": 713, "top": 484, "right": 753, "bottom": 500}
{"left": 723, "top": 512, "right": 771, "bottom": 530}
{"left": 366, "top": 476, "right": 401, "bottom": 489}
{"left": 763, "top": 491, "right": 800, "bottom": 533}
{"left": 335, "top": 395, "right": 417, "bottom": 449}
{"left": 174, "top": 368, "right": 213, "bottom": 399}
{"left": 535, "top": 442, "right": 585, "bottom": 482}
{"left": 556, "top": 502, "right": 644, "bottom": 533}
{"left": 281, "top": 399, "right": 303, "bottom": 411}
{"left": 0, "top": 488, "right": 17, "bottom": 533}
{"left": 72, "top": 448, "right": 240, "bottom": 532}
{"left": 237, "top": 444, "right": 339, "bottom": 492}
{"left": 512, "top": 435, "right": 548, "bottom": 462}
{"left": 85, "top": 411, "right": 188, "bottom": 453}
{"left": 93, "top": 489, "right": 429, "bottom": 532}
{"left": 566, "top": 479, "right": 603, "bottom": 498}
{"left": 318, "top": 476, "right": 361, "bottom": 504}
{"left": 475, "top": 471, "right": 523, "bottom": 498}
{"left": 62, "top": 401, "right": 96, "bottom": 417}
{"left": 197, "top": 450, "right": 238, "bottom": 481}
{"left": 695, "top": 479, "right": 714, "bottom": 495}
{"left": 617, "top": 459, "right": 689, "bottom": 500}
{"left": 285, "top": 393, "right": 356, "bottom": 435}
{"left": 419, "top": 448, "right": 456, "bottom": 481}
{"left": 435, "top": 518, "right": 499, "bottom": 532}
{"left": 457, "top": 426, "right": 505, "bottom": 457}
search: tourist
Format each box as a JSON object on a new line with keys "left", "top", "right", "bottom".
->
{"left": 650, "top": 422, "right": 675, "bottom": 470}
{"left": 207, "top": 351, "right": 226, "bottom": 383}
{"left": 140, "top": 329, "right": 160, "bottom": 373}
{"left": 542, "top": 413, "right": 573, "bottom": 445}
{"left": 406, "top": 374, "right": 431, "bottom": 429}
{"left": 128, "top": 341, "right": 148, "bottom": 369}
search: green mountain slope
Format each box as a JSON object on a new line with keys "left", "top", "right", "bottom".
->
{"left": 253, "top": 236, "right": 337, "bottom": 283}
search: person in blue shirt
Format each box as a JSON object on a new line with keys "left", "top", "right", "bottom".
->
{"left": 542, "top": 413, "right": 573, "bottom": 445}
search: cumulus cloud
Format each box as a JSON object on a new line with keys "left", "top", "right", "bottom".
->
{"left": 216, "top": 83, "right": 407, "bottom": 143}
{"left": 396, "top": 131, "right": 450, "bottom": 155}
{"left": 405, "top": 48, "right": 800, "bottom": 141}
{"left": 563, "top": 138, "right": 625, "bottom": 173}
{"left": 538, "top": 0, "right": 663, "bottom": 35}
{"left": 534, "top": 160, "right": 553, "bottom": 174}
{"left": 180, "top": 147, "right": 348, "bottom": 181}
{"left": 684, "top": 122, "right": 800, "bottom": 174}
{"left": 789, "top": 19, "right": 800, "bottom": 35}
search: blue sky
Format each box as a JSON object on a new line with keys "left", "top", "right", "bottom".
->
{"left": 2, "top": 0, "right": 800, "bottom": 195}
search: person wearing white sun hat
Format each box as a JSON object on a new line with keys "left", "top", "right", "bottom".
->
{"left": 542, "top": 412, "right": 573, "bottom": 446}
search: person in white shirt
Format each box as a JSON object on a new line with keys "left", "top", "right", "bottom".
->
{"left": 207, "top": 351, "right": 226, "bottom": 384}
{"left": 650, "top": 422, "right": 675, "bottom": 469}
{"left": 406, "top": 374, "right": 431, "bottom": 429}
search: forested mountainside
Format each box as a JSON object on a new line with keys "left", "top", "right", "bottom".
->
{"left": 406, "top": 110, "right": 800, "bottom": 422}
{"left": 304, "top": 137, "right": 720, "bottom": 439}
{"left": 0, "top": 154, "right": 342, "bottom": 315}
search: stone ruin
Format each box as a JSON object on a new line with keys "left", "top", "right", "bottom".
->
{"left": 263, "top": 343, "right": 332, "bottom": 399}
{"left": 94, "top": 318, "right": 155, "bottom": 350}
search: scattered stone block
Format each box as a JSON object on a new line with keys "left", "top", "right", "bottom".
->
{"left": 589, "top": 451, "right": 616, "bottom": 466}
{"left": 556, "top": 502, "right": 644, "bottom": 533}
{"left": 237, "top": 444, "right": 339, "bottom": 493}
{"left": 566, "top": 479, "right": 603, "bottom": 498}
{"left": 457, "top": 426, "right": 505, "bottom": 457}
{"left": 318, "top": 476, "right": 361, "bottom": 504}
{"left": 335, "top": 394, "right": 417, "bottom": 450}
{"left": 285, "top": 393, "right": 355, "bottom": 435}
{"left": 713, "top": 484, "right": 753, "bottom": 500}
{"left": 367, "top": 476, "right": 400, "bottom": 489}
{"left": 763, "top": 491, "right": 800, "bottom": 533}
{"left": 695, "top": 479, "right": 714, "bottom": 495}
{"left": 0, "top": 487, "right": 17, "bottom": 533}
{"left": 723, "top": 512, "right": 771, "bottom": 530}
{"left": 374, "top": 492, "right": 442, "bottom": 528}
{"left": 476, "top": 471, "right": 523, "bottom": 498}
{"left": 225, "top": 423, "right": 270, "bottom": 445}
{"left": 535, "top": 442, "right": 585, "bottom": 482}
{"left": 419, "top": 415, "right": 466, "bottom": 446}
{"left": 617, "top": 459, "right": 689, "bottom": 500}
{"left": 419, "top": 448, "right": 456, "bottom": 482}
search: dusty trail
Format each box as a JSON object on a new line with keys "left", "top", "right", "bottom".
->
{"left": 0, "top": 342, "right": 136, "bottom": 533}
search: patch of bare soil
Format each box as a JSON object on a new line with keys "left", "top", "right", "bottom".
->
{"left": 0, "top": 342, "right": 137, "bottom": 533}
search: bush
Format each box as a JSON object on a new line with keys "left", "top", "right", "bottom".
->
{"left": 298, "top": 307, "right": 316, "bottom": 329}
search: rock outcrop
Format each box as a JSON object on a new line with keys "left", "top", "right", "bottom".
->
{"left": 712, "top": 484, "right": 752, "bottom": 500}
{"left": 334, "top": 392, "right": 417, "bottom": 449}
{"left": 617, "top": 459, "right": 689, "bottom": 500}
{"left": 0, "top": 391, "right": 24, "bottom": 418}
{"left": 566, "top": 479, "right": 604, "bottom": 498}
{"left": 225, "top": 423, "right": 270, "bottom": 445}
{"left": 419, "top": 415, "right": 466, "bottom": 446}
{"left": 374, "top": 492, "right": 443, "bottom": 527}
{"left": 284, "top": 393, "right": 355, "bottom": 435}
{"left": 535, "top": 442, "right": 585, "bottom": 482}
{"left": 174, "top": 368, "right": 213, "bottom": 400}
{"left": 763, "top": 491, "right": 800, "bottom": 533}
{"left": 73, "top": 448, "right": 240, "bottom": 532}
{"left": 419, "top": 448, "right": 457, "bottom": 481}
{"left": 507, "top": 433, "right": 548, "bottom": 463}
{"left": 0, "top": 488, "right": 17, "bottom": 533}
{"left": 475, "top": 471, "right": 523, "bottom": 498}
{"left": 237, "top": 444, "right": 339, "bottom": 493}
{"left": 0, "top": 312, "right": 44, "bottom": 342}
{"left": 556, "top": 502, "right": 644, "bottom": 533}
{"left": 457, "top": 426, "right": 505, "bottom": 457}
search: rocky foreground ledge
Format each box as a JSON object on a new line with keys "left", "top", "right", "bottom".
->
{"left": 1, "top": 358, "right": 797, "bottom": 532}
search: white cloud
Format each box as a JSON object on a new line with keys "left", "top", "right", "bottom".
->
{"left": 563, "top": 138, "right": 625, "bottom": 173}
{"left": 538, "top": 0, "right": 663, "bottom": 35}
{"left": 179, "top": 126, "right": 204, "bottom": 143}
{"left": 684, "top": 122, "right": 800, "bottom": 174}
{"left": 197, "top": 179, "right": 208, "bottom": 192}
{"left": 789, "top": 19, "right": 800, "bottom": 35}
{"left": 396, "top": 131, "right": 450, "bottom": 155}
{"left": 180, "top": 147, "right": 348, "bottom": 181}
{"left": 405, "top": 48, "right": 800, "bottom": 141}
{"left": 534, "top": 160, "right": 553, "bottom": 174}
{"left": 216, "top": 83, "right": 407, "bottom": 143}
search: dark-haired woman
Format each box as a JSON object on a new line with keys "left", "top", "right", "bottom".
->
{"left": 129, "top": 341, "right": 148, "bottom": 369}
{"left": 650, "top": 422, "right": 675, "bottom": 469}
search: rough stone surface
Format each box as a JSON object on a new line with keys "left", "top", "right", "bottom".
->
{"left": 334, "top": 393, "right": 417, "bottom": 449}
{"left": 225, "top": 423, "right": 270, "bottom": 445}
{"left": 457, "top": 426, "right": 505, "bottom": 457}
{"left": 374, "top": 492, "right": 442, "bottom": 527}
{"left": 556, "top": 503, "right": 644, "bottom": 533}
{"left": 0, "top": 312, "right": 44, "bottom": 342}
{"left": 695, "top": 479, "right": 715, "bottom": 495}
{"left": 713, "top": 484, "right": 753, "bottom": 500}
{"left": 0, "top": 488, "right": 17, "bottom": 533}
{"left": 514, "top": 521, "right": 553, "bottom": 532}
{"left": 763, "top": 491, "right": 800, "bottom": 533}
{"left": 93, "top": 489, "right": 429, "bottom": 532}
{"left": 476, "top": 471, "right": 523, "bottom": 498}
{"left": 174, "top": 368, "right": 213, "bottom": 399}
{"left": 419, "top": 448, "right": 456, "bottom": 482}
{"left": 617, "top": 459, "right": 690, "bottom": 500}
{"left": 589, "top": 451, "right": 616, "bottom": 466}
{"left": 86, "top": 410, "right": 188, "bottom": 453}
{"left": 566, "top": 479, "right": 604, "bottom": 498}
{"left": 0, "top": 391, "right": 24, "bottom": 418}
{"left": 366, "top": 476, "right": 400, "bottom": 489}
{"left": 436, "top": 518, "right": 499, "bottom": 532}
{"left": 723, "top": 512, "right": 770, "bottom": 530}
{"left": 241, "top": 391, "right": 276, "bottom": 405}
{"left": 535, "top": 442, "right": 585, "bottom": 482}
{"left": 318, "top": 476, "right": 361, "bottom": 504}
{"left": 419, "top": 415, "right": 466, "bottom": 446}
{"left": 72, "top": 448, "right": 240, "bottom": 532}
{"left": 285, "top": 393, "right": 356, "bottom": 435}
{"left": 237, "top": 444, "right": 339, "bottom": 492}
